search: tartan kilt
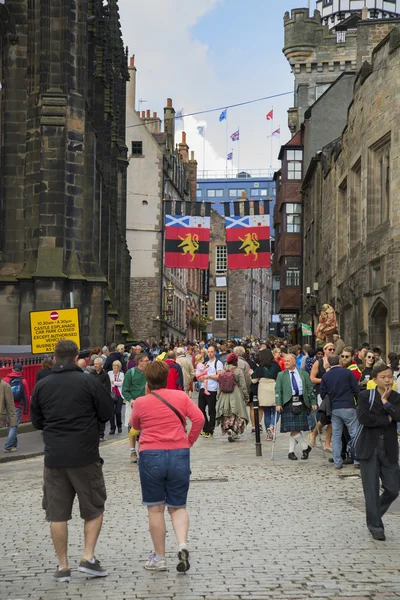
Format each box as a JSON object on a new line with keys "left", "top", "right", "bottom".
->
{"left": 280, "top": 402, "right": 309, "bottom": 433}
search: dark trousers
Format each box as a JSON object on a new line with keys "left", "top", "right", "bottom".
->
{"left": 110, "top": 397, "right": 123, "bottom": 432}
{"left": 198, "top": 389, "right": 217, "bottom": 434}
{"left": 99, "top": 421, "right": 106, "bottom": 439}
{"left": 359, "top": 437, "right": 400, "bottom": 535}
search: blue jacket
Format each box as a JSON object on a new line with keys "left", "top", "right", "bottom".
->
{"left": 319, "top": 366, "right": 360, "bottom": 409}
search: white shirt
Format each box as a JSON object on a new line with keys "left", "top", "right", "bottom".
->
{"left": 202, "top": 358, "right": 223, "bottom": 392}
{"left": 288, "top": 369, "right": 303, "bottom": 395}
{"left": 108, "top": 370, "right": 125, "bottom": 399}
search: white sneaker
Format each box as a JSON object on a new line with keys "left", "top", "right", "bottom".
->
{"left": 227, "top": 429, "right": 234, "bottom": 442}
{"left": 144, "top": 552, "right": 167, "bottom": 571}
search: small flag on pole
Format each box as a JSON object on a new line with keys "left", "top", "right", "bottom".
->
{"left": 219, "top": 109, "right": 227, "bottom": 122}
{"left": 197, "top": 125, "right": 205, "bottom": 137}
{"left": 230, "top": 130, "right": 239, "bottom": 142}
{"left": 272, "top": 128, "right": 280, "bottom": 137}
{"left": 301, "top": 323, "right": 313, "bottom": 337}
{"left": 266, "top": 109, "right": 274, "bottom": 121}
{"left": 227, "top": 152, "right": 233, "bottom": 160}
{"left": 175, "top": 109, "right": 184, "bottom": 122}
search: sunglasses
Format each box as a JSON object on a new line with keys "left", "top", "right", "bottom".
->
{"left": 327, "top": 348, "right": 335, "bottom": 352}
{"left": 366, "top": 355, "right": 375, "bottom": 360}
{"left": 341, "top": 354, "right": 351, "bottom": 359}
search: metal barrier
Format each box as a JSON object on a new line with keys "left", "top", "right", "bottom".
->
{"left": 0, "top": 364, "right": 43, "bottom": 423}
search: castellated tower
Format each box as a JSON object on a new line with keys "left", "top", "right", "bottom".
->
{"left": 283, "top": 8, "right": 357, "bottom": 133}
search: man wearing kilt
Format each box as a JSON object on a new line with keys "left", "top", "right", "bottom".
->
{"left": 275, "top": 353, "right": 317, "bottom": 460}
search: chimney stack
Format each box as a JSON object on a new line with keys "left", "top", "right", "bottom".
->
{"left": 361, "top": 6, "right": 368, "bottom": 20}
{"left": 178, "top": 131, "right": 189, "bottom": 163}
{"left": 126, "top": 54, "right": 137, "bottom": 119}
{"left": 164, "top": 98, "right": 175, "bottom": 152}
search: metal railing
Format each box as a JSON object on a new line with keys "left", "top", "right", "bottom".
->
{"left": 198, "top": 168, "right": 276, "bottom": 180}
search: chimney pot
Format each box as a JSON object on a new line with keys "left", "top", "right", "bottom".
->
{"left": 146, "top": 109, "right": 151, "bottom": 118}
{"left": 130, "top": 55, "right": 135, "bottom": 68}
{"left": 190, "top": 151, "right": 195, "bottom": 160}
{"left": 362, "top": 6, "right": 368, "bottom": 19}
{"left": 167, "top": 98, "right": 173, "bottom": 108}
{"left": 182, "top": 131, "right": 186, "bottom": 144}
{"left": 153, "top": 112, "right": 157, "bottom": 118}
{"left": 141, "top": 111, "right": 145, "bottom": 119}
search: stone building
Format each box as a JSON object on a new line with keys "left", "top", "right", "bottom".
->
{"left": 203, "top": 210, "right": 272, "bottom": 341}
{"left": 125, "top": 58, "right": 200, "bottom": 342}
{"left": 302, "top": 26, "right": 400, "bottom": 351}
{"left": 0, "top": 0, "right": 131, "bottom": 348}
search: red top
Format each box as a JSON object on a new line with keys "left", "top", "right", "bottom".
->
{"left": 3, "top": 371, "right": 30, "bottom": 402}
{"left": 130, "top": 389, "right": 204, "bottom": 451}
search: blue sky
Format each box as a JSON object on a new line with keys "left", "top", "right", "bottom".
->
{"left": 118, "top": 0, "right": 316, "bottom": 172}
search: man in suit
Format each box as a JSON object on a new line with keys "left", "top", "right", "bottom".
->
{"left": 275, "top": 354, "right": 317, "bottom": 460}
{"left": 320, "top": 354, "right": 360, "bottom": 470}
{"left": 356, "top": 363, "right": 400, "bottom": 541}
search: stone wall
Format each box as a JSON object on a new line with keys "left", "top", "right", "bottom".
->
{"left": 303, "top": 27, "right": 400, "bottom": 352}
{"left": 0, "top": 0, "right": 131, "bottom": 348}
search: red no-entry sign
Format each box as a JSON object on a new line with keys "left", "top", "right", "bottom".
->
{"left": 50, "top": 311, "right": 59, "bottom": 321}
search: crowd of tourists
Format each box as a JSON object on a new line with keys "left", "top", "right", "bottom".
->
{"left": 1, "top": 334, "right": 400, "bottom": 581}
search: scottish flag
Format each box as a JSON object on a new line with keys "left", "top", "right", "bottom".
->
{"left": 219, "top": 109, "right": 227, "bottom": 122}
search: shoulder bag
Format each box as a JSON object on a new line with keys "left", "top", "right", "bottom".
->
{"left": 258, "top": 367, "right": 276, "bottom": 407}
{"left": 151, "top": 392, "right": 187, "bottom": 432}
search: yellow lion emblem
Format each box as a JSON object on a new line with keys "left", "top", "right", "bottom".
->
{"left": 177, "top": 233, "right": 199, "bottom": 262}
{"left": 238, "top": 232, "right": 260, "bottom": 261}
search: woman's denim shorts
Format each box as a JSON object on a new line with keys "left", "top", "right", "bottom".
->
{"left": 138, "top": 448, "right": 190, "bottom": 508}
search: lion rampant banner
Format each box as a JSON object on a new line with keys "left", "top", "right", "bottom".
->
{"left": 165, "top": 214, "right": 210, "bottom": 269}
{"left": 225, "top": 214, "right": 270, "bottom": 270}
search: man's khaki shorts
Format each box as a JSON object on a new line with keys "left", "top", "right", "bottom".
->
{"left": 42, "top": 461, "right": 107, "bottom": 522}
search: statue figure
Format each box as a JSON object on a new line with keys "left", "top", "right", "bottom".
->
{"left": 317, "top": 303, "right": 338, "bottom": 344}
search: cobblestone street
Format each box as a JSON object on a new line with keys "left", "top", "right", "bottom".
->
{"left": 1, "top": 421, "right": 400, "bottom": 600}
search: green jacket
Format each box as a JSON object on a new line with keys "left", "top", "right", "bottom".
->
{"left": 122, "top": 367, "right": 146, "bottom": 402}
{"left": 275, "top": 369, "right": 316, "bottom": 409}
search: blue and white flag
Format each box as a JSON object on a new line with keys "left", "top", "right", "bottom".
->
{"left": 219, "top": 109, "right": 227, "bottom": 122}
{"left": 197, "top": 125, "right": 205, "bottom": 137}
{"left": 227, "top": 152, "right": 233, "bottom": 161}
{"left": 230, "top": 130, "right": 239, "bottom": 142}
{"left": 175, "top": 109, "right": 184, "bottom": 122}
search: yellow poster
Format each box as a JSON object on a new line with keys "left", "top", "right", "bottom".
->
{"left": 30, "top": 308, "right": 80, "bottom": 354}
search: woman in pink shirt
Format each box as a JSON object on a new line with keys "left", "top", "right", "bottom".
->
{"left": 130, "top": 360, "right": 204, "bottom": 574}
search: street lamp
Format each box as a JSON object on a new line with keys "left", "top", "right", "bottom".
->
{"left": 306, "top": 282, "right": 319, "bottom": 343}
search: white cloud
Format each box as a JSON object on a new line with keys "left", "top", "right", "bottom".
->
{"left": 176, "top": 116, "right": 234, "bottom": 176}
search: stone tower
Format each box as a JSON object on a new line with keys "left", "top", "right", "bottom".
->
{"left": 0, "top": 0, "right": 131, "bottom": 347}
{"left": 283, "top": 3, "right": 400, "bottom": 133}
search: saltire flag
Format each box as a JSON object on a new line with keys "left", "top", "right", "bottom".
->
{"left": 225, "top": 214, "right": 270, "bottom": 270}
{"left": 175, "top": 109, "right": 184, "bottom": 122}
{"left": 272, "top": 128, "right": 280, "bottom": 137}
{"left": 197, "top": 125, "right": 205, "bottom": 137}
{"left": 165, "top": 215, "right": 210, "bottom": 269}
{"left": 230, "top": 130, "right": 239, "bottom": 142}
{"left": 219, "top": 109, "right": 227, "bottom": 122}
{"left": 266, "top": 109, "right": 274, "bottom": 121}
{"left": 227, "top": 152, "right": 233, "bottom": 160}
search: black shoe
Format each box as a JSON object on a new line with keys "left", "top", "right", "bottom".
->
{"left": 371, "top": 530, "right": 386, "bottom": 541}
{"left": 328, "top": 458, "right": 334, "bottom": 463}
{"left": 109, "top": 430, "right": 115, "bottom": 435}
{"left": 288, "top": 452, "right": 298, "bottom": 460}
{"left": 343, "top": 457, "right": 354, "bottom": 465}
{"left": 118, "top": 428, "right": 122, "bottom": 434}
{"left": 301, "top": 445, "right": 312, "bottom": 460}
{"left": 176, "top": 547, "right": 190, "bottom": 573}
{"left": 78, "top": 557, "right": 108, "bottom": 577}
{"left": 52, "top": 567, "right": 71, "bottom": 582}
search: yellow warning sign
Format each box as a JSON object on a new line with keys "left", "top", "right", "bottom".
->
{"left": 29, "top": 308, "right": 81, "bottom": 354}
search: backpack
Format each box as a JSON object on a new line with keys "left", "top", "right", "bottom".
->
{"left": 218, "top": 369, "right": 236, "bottom": 393}
{"left": 9, "top": 376, "right": 24, "bottom": 404}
